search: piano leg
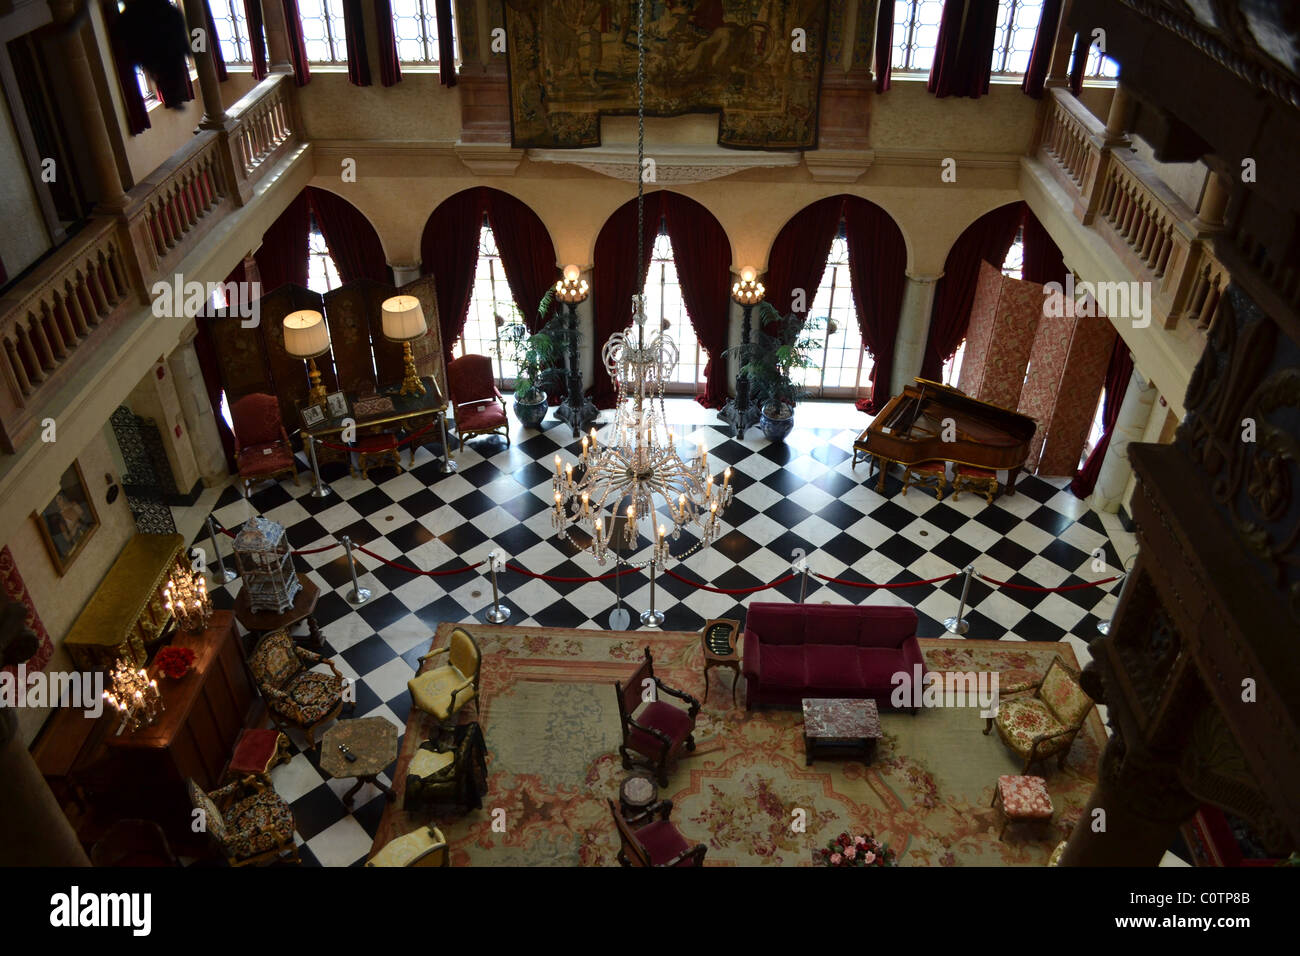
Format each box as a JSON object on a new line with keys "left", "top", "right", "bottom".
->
{"left": 1005, "top": 466, "right": 1021, "bottom": 497}
{"left": 875, "top": 456, "right": 888, "bottom": 493}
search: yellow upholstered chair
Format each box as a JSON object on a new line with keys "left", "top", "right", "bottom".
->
{"left": 984, "top": 657, "right": 1095, "bottom": 774}
{"left": 365, "top": 826, "right": 450, "bottom": 867}
{"left": 408, "top": 627, "right": 482, "bottom": 724}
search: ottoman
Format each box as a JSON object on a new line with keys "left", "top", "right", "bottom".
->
{"left": 226, "top": 728, "right": 291, "bottom": 785}
{"left": 992, "top": 774, "right": 1054, "bottom": 841}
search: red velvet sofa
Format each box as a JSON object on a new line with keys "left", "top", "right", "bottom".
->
{"left": 741, "top": 603, "right": 925, "bottom": 710}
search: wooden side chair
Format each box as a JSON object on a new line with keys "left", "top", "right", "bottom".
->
{"left": 447, "top": 354, "right": 509, "bottom": 449}
{"left": 984, "top": 657, "right": 1096, "bottom": 773}
{"left": 952, "top": 465, "right": 999, "bottom": 504}
{"left": 615, "top": 647, "right": 700, "bottom": 787}
{"left": 186, "top": 776, "right": 300, "bottom": 866}
{"left": 902, "top": 460, "right": 947, "bottom": 500}
{"left": 607, "top": 798, "right": 706, "bottom": 867}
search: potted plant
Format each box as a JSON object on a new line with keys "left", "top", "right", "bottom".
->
{"left": 724, "top": 304, "right": 822, "bottom": 442}
{"left": 498, "top": 309, "right": 560, "bottom": 429}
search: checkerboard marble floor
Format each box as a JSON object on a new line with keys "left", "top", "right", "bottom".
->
{"left": 184, "top": 398, "right": 1137, "bottom": 867}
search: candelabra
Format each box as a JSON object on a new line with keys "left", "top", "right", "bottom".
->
{"left": 163, "top": 559, "right": 212, "bottom": 633}
{"left": 103, "top": 658, "right": 163, "bottom": 736}
{"left": 720, "top": 268, "right": 764, "bottom": 438}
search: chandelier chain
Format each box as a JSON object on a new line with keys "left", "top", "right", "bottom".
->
{"left": 636, "top": 0, "right": 645, "bottom": 291}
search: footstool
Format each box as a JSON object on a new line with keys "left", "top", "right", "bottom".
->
{"left": 992, "top": 774, "right": 1054, "bottom": 841}
{"left": 352, "top": 433, "right": 403, "bottom": 480}
{"left": 952, "top": 465, "right": 998, "bottom": 504}
{"left": 225, "top": 728, "right": 291, "bottom": 785}
{"left": 902, "top": 461, "right": 947, "bottom": 500}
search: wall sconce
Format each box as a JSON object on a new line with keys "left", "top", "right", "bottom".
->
{"left": 555, "top": 264, "right": 590, "bottom": 305}
{"left": 731, "top": 266, "right": 764, "bottom": 305}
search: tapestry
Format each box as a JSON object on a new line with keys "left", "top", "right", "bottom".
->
{"left": 0, "top": 546, "right": 53, "bottom": 675}
{"left": 503, "top": 0, "right": 831, "bottom": 150}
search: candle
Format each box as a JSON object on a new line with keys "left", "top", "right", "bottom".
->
{"left": 700, "top": 444, "right": 708, "bottom": 469}
{"left": 554, "top": 455, "right": 563, "bottom": 479}
{"left": 566, "top": 463, "right": 573, "bottom": 483}
{"left": 723, "top": 466, "right": 732, "bottom": 491}
{"left": 581, "top": 436, "right": 588, "bottom": 459}
{"left": 595, "top": 517, "right": 603, "bottom": 542}
{"left": 707, "top": 474, "right": 714, "bottom": 497}
{"left": 627, "top": 504, "right": 635, "bottom": 523}
{"left": 658, "top": 524, "right": 666, "bottom": 540}
{"left": 581, "top": 493, "right": 589, "bottom": 517}
{"left": 678, "top": 493, "right": 686, "bottom": 516}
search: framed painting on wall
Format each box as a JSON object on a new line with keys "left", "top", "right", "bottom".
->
{"left": 33, "top": 460, "right": 100, "bottom": 576}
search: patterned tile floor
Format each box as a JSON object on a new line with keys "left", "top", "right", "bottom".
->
{"left": 179, "top": 398, "right": 1149, "bottom": 867}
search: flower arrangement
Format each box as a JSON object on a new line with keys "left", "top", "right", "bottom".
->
{"left": 816, "top": 832, "right": 898, "bottom": 867}
{"left": 153, "top": 645, "right": 196, "bottom": 679}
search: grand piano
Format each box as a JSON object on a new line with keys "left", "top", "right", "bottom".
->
{"left": 853, "top": 379, "right": 1037, "bottom": 496}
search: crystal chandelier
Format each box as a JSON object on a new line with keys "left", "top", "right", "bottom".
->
{"left": 551, "top": 0, "right": 732, "bottom": 567}
{"left": 103, "top": 659, "right": 163, "bottom": 736}
{"left": 163, "top": 558, "right": 213, "bottom": 633}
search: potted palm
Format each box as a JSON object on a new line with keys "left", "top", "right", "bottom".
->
{"left": 498, "top": 316, "right": 559, "bottom": 428}
{"left": 725, "top": 305, "right": 822, "bottom": 442}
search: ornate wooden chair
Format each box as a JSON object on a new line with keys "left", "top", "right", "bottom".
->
{"left": 186, "top": 776, "right": 299, "bottom": 866}
{"left": 351, "top": 432, "right": 403, "bottom": 480}
{"left": 447, "top": 354, "right": 509, "bottom": 449}
{"left": 408, "top": 627, "right": 482, "bottom": 726}
{"left": 403, "top": 722, "right": 488, "bottom": 812}
{"left": 902, "top": 460, "right": 947, "bottom": 500}
{"left": 231, "top": 393, "right": 299, "bottom": 497}
{"left": 248, "top": 629, "right": 347, "bottom": 749}
{"left": 365, "top": 826, "right": 450, "bottom": 867}
{"left": 615, "top": 647, "right": 700, "bottom": 787}
{"left": 952, "top": 465, "right": 999, "bottom": 504}
{"left": 984, "top": 657, "right": 1096, "bottom": 773}
{"left": 607, "top": 798, "right": 706, "bottom": 867}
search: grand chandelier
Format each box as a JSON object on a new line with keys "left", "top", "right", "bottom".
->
{"left": 551, "top": 0, "right": 732, "bottom": 568}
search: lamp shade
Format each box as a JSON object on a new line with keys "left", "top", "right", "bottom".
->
{"left": 381, "top": 295, "right": 428, "bottom": 342}
{"left": 283, "top": 310, "right": 331, "bottom": 358}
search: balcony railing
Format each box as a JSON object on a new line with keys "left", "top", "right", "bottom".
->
{"left": 0, "top": 75, "right": 300, "bottom": 453}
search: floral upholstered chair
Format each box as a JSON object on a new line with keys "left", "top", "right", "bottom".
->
{"left": 365, "top": 826, "right": 450, "bottom": 867}
{"left": 984, "top": 656, "right": 1095, "bottom": 773}
{"left": 404, "top": 722, "right": 488, "bottom": 812}
{"left": 447, "top": 355, "right": 509, "bottom": 449}
{"left": 249, "top": 629, "right": 346, "bottom": 749}
{"left": 607, "top": 798, "right": 706, "bottom": 867}
{"left": 186, "top": 776, "right": 299, "bottom": 866}
{"left": 231, "top": 393, "right": 299, "bottom": 497}
{"left": 408, "top": 628, "right": 482, "bottom": 725}
{"left": 615, "top": 647, "right": 700, "bottom": 787}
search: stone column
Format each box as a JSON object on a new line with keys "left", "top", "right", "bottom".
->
{"left": 890, "top": 273, "right": 942, "bottom": 397}
{"left": 1103, "top": 84, "right": 1131, "bottom": 144}
{"left": 0, "top": 708, "right": 89, "bottom": 866}
{"left": 182, "top": 0, "right": 228, "bottom": 128}
{"left": 1193, "top": 170, "right": 1231, "bottom": 231}
{"left": 1090, "top": 368, "right": 1156, "bottom": 513}
{"left": 390, "top": 262, "right": 422, "bottom": 286}
{"left": 261, "top": 0, "right": 296, "bottom": 74}
{"left": 55, "top": 2, "right": 127, "bottom": 209}
{"left": 169, "top": 333, "right": 230, "bottom": 486}
{"left": 1045, "top": 0, "right": 1076, "bottom": 87}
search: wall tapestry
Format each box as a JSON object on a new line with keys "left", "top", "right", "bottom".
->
{"left": 503, "top": 0, "right": 831, "bottom": 150}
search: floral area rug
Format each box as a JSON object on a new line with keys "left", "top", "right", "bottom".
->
{"left": 373, "top": 624, "right": 1106, "bottom": 866}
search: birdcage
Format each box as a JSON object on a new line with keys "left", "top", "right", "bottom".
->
{"left": 232, "top": 517, "right": 302, "bottom": 614}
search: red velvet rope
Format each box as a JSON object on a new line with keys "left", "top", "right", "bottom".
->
{"left": 210, "top": 520, "right": 339, "bottom": 556}
{"left": 313, "top": 417, "right": 442, "bottom": 453}
{"left": 814, "top": 571, "right": 959, "bottom": 589}
{"left": 354, "top": 544, "right": 484, "bottom": 576}
{"left": 664, "top": 569, "right": 798, "bottom": 595}
{"left": 505, "top": 563, "right": 638, "bottom": 583}
{"left": 977, "top": 573, "right": 1119, "bottom": 593}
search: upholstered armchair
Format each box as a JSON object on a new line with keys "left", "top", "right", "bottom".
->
{"left": 404, "top": 722, "right": 488, "bottom": 812}
{"left": 408, "top": 627, "right": 482, "bottom": 725}
{"left": 366, "top": 826, "right": 450, "bottom": 867}
{"left": 447, "top": 354, "right": 509, "bottom": 449}
{"left": 231, "top": 393, "right": 299, "bottom": 497}
{"left": 187, "top": 776, "right": 299, "bottom": 866}
{"left": 984, "top": 657, "right": 1096, "bottom": 773}
{"left": 607, "top": 798, "right": 706, "bottom": 867}
{"left": 249, "top": 629, "right": 346, "bottom": 749}
{"left": 615, "top": 647, "right": 700, "bottom": 787}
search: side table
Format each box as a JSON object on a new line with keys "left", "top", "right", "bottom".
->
{"left": 619, "top": 772, "right": 659, "bottom": 819}
{"left": 320, "top": 717, "right": 399, "bottom": 808}
{"left": 235, "top": 573, "right": 323, "bottom": 649}
{"left": 701, "top": 618, "right": 741, "bottom": 706}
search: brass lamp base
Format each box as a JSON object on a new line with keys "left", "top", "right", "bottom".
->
{"left": 399, "top": 341, "right": 425, "bottom": 397}
{"left": 307, "top": 357, "right": 329, "bottom": 408}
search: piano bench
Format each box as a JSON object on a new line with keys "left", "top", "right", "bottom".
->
{"left": 952, "top": 465, "right": 999, "bottom": 505}
{"left": 903, "top": 461, "right": 948, "bottom": 501}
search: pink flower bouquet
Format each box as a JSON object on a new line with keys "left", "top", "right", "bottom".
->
{"left": 816, "top": 832, "right": 897, "bottom": 867}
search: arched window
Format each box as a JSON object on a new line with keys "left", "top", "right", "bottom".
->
{"left": 307, "top": 219, "right": 342, "bottom": 293}
{"left": 296, "top": 0, "right": 348, "bottom": 64}
{"left": 991, "top": 0, "right": 1043, "bottom": 75}
{"left": 892, "top": 0, "right": 945, "bottom": 72}
{"left": 393, "top": 0, "right": 459, "bottom": 65}
{"left": 798, "top": 233, "right": 873, "bottom": 398}
{"left": 211, "top": 0, "right": 257, "bottom": 64}
{"left": 942, "top": 227, "right": 1025, "bottom": 385}
{"left": 457, "top": 218, "right": 521, "bottom": 386}
{"left": 639, "top": 227, "right": 704, "bottom": 393}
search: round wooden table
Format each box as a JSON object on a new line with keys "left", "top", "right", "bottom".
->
{"left": 234, "top": 573, "right": 323, "bottom": 648}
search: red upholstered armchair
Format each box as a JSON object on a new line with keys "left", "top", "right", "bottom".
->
{"left": 607, "top": 798, "right": 706, "bottom": 867}
{"left": 231, "top": 393, "right": 299, "bottom": 497}
{"left": 615, "top": 647, "right": 700, "bottom": 787}
{"left": 447, "top": 354, "right": 509, "bottom": 449}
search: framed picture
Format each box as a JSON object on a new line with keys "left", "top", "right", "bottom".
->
{"left": 301, "top": 403, "right": 327, "bottom": 428}
{"left": 325, "top": 391, "right": 349, "bottom": 419}
{"left": 33, "top": 459, "right": 100, "bottom": 576}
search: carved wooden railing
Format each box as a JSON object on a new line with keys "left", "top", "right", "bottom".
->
{"left": 1182, "top": 243, "right": 1229, "bottom": 332}
{"left": 1038, "top": 89, "right": 1107, "bottom": 223}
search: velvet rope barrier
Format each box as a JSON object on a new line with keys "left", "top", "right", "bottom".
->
{"left": 814, "top": 571, "right": 959, "bottom": 589}
{"left": 664, "top": 568, "right": 798, "bottom": 595}
{"left": 209, "top": 518, "right": 341, "bottom": 556}
{"left": 312, "top": 417, "right": 443, "bottom": 453}
{"left": 976, "top": 573, "right": 1119, "bottom": 592}
{"left": 505, "top": 563, "right": 639, "bottom": 583}
{"left": 353, "top": 543, "right": 484, "bottom": 576}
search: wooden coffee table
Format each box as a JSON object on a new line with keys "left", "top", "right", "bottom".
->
{"left": 234, "top": 573, "right": 323, "bottom": 648}
{"left": 802, "top": 698, "right": 883, "bottom": 766}
{"left": 320, "top": 717, "right": 399, "bottom": 807}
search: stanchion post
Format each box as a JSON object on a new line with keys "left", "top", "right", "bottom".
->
{"left": 799, "top": 565, "right": 810, "bottom": 603}
{"left": 484, "top": 551, "right": 510, "bottom": 624}
{"left": 944, "top": 565, "right": 974, "bottom": 635}
{"left": 1097, "top": 570, "right": 1129, "bottom": 635}
{"left": 640, "top": 556, "right": 665, "bottom": 628}
{"left": 306, "top": 434, "right": 332, "bottom": 498}
{"left": 342, "top": 535, "right": 371, "bottom": 605}
{"left": 207, "top": 516, "right": 236, "bottom": 582}
{"left": 439, "top": 414, "right": 458, "bottom": 474}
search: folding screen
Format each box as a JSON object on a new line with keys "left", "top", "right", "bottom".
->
{"left": 956, "top": 261, "right": 1044, "bottom": 411}
{"left": 324, "top": 279, "right": 399, "bottom": 392}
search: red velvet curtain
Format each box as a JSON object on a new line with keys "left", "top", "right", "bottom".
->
{"left": 204, "top": 0, "right": 228, "bottom": 81}
{"left": 927, "top": 0, "right": 999, "bottom": 99}
{"left": 1021, "top": 0, "right": 1062, "bottom": 98}
{"left": 590, "top": 193, "right": 667, "bottom": 407}
{"left": 1020, "top": 208, "right": 1069, "bottom": 287}
{"left": 307, "top": 187, "right": 389, "bottom": 283}
{"left": 920, "top": 201, "right": 1026, "bottom": 380}
{"left": 375, "top": 0, "right": 401, "bottom": 85}
{"left": 282, "top": 0, "right": 312, "bottom": 85}
{"left": 843, "top": 198, "right": 907, "bottom": 413}
{"left": 244, "top": 0, "right": 268, "bottom": 80}
{"left": 254, "top": 190, "right": 312, "bottom": 293}
{"left": 420, "top": 189, "right": 488, "bottom": 365}
{"left": 1070, "top": 338, "right": 1134, "bottom": 498}
{"left": 483, "top": 191, "right": 560, "bottom": 334}
{"left": 436, "top": 0, "right": 457, "bottom": 87}
{"left": 662, "top": 196, "right": 733, "bottom": 409}
{"left": 101, "top": 0, "right": 150, "bottom": 135}
{"left": 343, "top": 0, "right": 371, "bottom": 85}
{"left": 875, "top": 0, "right": 895, "bottom": 93}
{"left": 764, "top": 196, "right": 844, "bottom": 320}
{"left": 1069, "top": 31, "right": 1087, "bottom": 95}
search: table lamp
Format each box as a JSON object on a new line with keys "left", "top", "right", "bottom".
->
{"left": 283, "top": 310, "right": 331, "bottom": 408}
{"left": 381, "top": 295, "right": 428, "bottom": 397}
